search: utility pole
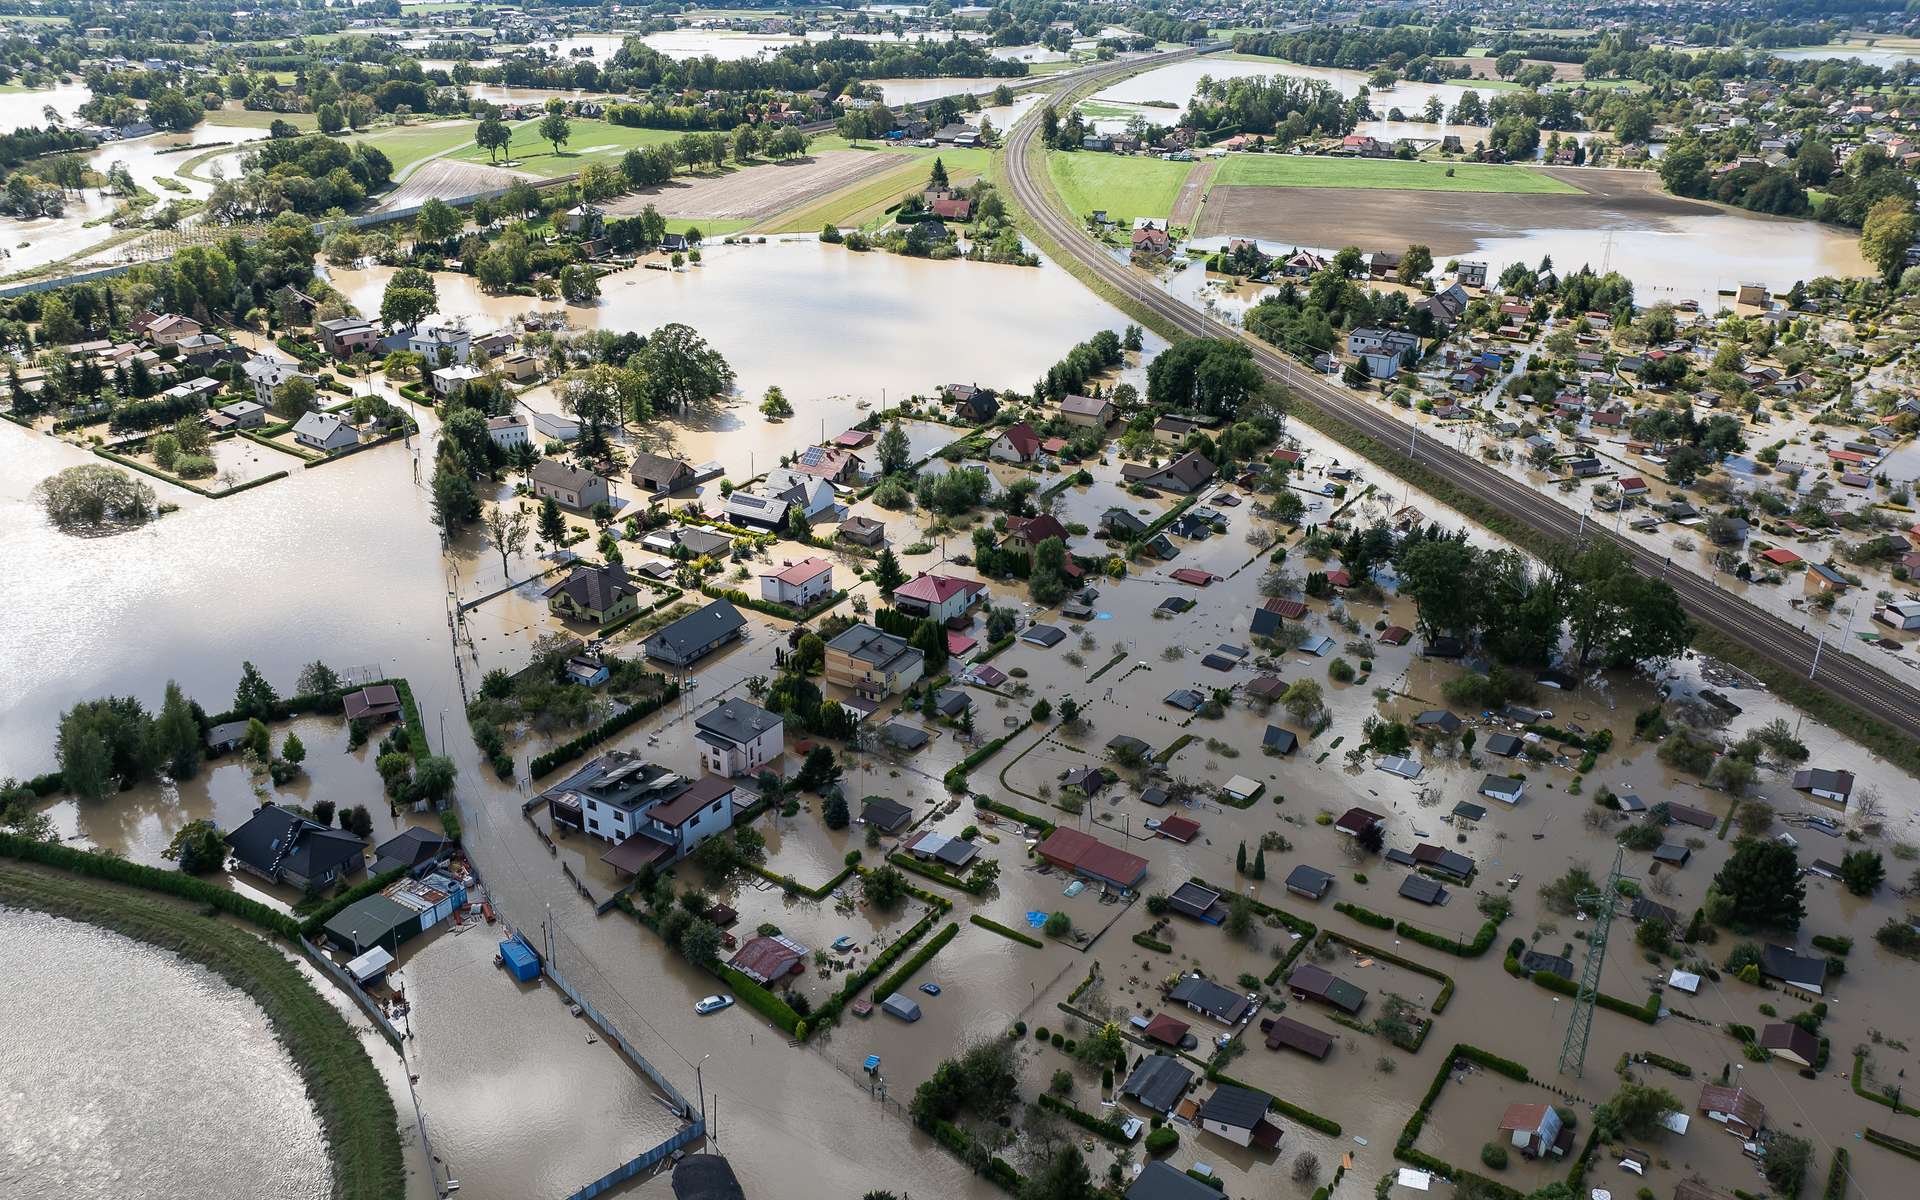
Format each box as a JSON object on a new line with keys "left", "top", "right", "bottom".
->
{"left": 1559, "top": 847, "right": 1630, "bottom": 1078}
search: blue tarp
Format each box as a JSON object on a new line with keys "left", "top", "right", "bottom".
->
{"left": 500, "top": 938, "right": 541, "bottom": 982}
{"left": 1025, "top": 911, "right": 1048, "bottom": 929}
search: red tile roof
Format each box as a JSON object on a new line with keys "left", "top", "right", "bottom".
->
{"left": 727, "top": 933, "right": 807, "bottom": 984}
{"left": 1007, "top": 514, "right": 1068, "bottom": 544}
{"left": 1759, "top": 547, "right": 1802, "bottom": 565}
{"left": 1143, "top": 1013, "right": 1190, "bottom": 1046}
{"left": 995, "top": 422, "right": 1041, "bottom": 459}
{"left": 1156, "top": 815, "right": 1201, "bottom": 843}
{"left": 1170, "top": 567, "right": 1215, "bottom": 586}
{"left": 1037, "top": 827, "right": 1148, "bottom": 887}
{"left": 766, "top": 556, "right": 831, "bottom": 586}
{"left": 1263, "top": 598, "right": 1307, "bottom": 619}
{"left": 894, "top": 572, "right": 982, "bottom": 604}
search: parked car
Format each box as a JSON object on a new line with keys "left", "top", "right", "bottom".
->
{"left": 1119, "top": 1116, "right": 1144, "bottom": 1142}
{"left": 919, "top": 982, "right": 942, "bottom": 996}
{"left": 694, "top": 994, "right": 734, "bottom": 1015}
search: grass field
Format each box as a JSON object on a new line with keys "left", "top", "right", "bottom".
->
{"left": 449, "top": 118, "right": 681, "bottom": 174}
{"left": 351, "top": 120, "right": 480, "bottom": 175}
{"left": 669, "top": 217, "right": 752, "bottom": 237}
{"left": 760, "top": 142, "right": 994, "bottom": 233}
{"left": 204, "top": 107, "right": 320, "bottom": 132}
{"left": 1213, "top": 154, "right": 1580, "bottom": 194}
{"left": 1047, "top": 150, "right": 1196, "bottom": 224}
{"left": 0, "top": 861, "right": 406, "bottom": 1200}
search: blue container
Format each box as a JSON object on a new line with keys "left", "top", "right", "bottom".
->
{"left": 499, "top": 938, "right": 541, "bottom": 982}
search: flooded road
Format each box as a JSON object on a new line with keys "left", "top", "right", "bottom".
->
{"left": 0, "top": 906, "right": 330, "bottom": 1198}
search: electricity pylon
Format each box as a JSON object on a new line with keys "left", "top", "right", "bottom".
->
{"left": 1559, "top": 847, "right": 1631, "bottom": 1078}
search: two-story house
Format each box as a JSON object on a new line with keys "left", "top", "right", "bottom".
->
{"left": 543, "top": 561, "right": 639, "bottom": 625}
{"left": 241, "top": 355, "right": 309, "bottom": 407}
{"left": 891, "top": 572, "right": 986, "bottom": 623}
{"left": 693, "top": 698, "right": 784, "bottom": 777}
{"left": 760, "top": 557, "right": 834, "bottom": 608}
{"left": 225, "top": 803, "right": 366, "bottom": 892}
{"left": 824, "top": 623, "right": 924, "bottom": 698}
{"left": 316, "top": 316, "right": 380, "bottom": 359}
{"left": 529, "top": 459, "right": 610, "bottom": 511}
{"left": 540, "top": 751, "right": 737, "bottom": 873}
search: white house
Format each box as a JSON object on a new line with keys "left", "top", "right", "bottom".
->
{"left": 693, "top": 698, "right": 785, "bottom": 777}
{"left": 1196, "top": 1085, "right": 1281, "bottom": 1149}
{"left": 432, "top": 363, "right": 484, "bottom": 397}
{"left": 487, "top": 413, "right": 530, "bottom": 449}
{"left": 759, "top": 556, "right": 834, "bottom": 608}
{"left": 1791, "top": 768, "right": 1854, "bottom": 804}
{"left": 1479, "top": 774, "right": 1525, "bottom": 805}
{"left": 988, "top": 421, "right": 1042, "bottom": 463}
{"left": 1876, "top": 599, "right": 1920, "bottom": 631}
{"left": 760, "top": 468, "right": 839, "bottom": 520}
{"left": 291, "top": 411, "right": 359, "bottom": 453}
{"left": 409, "top": 321, "right": 472, "bottom": 365}
{"left": 241, "top": 355, "right": 308, "bottom": 406}
{"left": 891, "top": 572, "right": 986, "bottom": 623}
{"left": 527, "top": 408, "right": 581, "bottom": 442}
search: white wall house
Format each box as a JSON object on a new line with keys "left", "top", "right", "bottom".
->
{"left": 693, "top": 699, "right": 785, "bottom": 778}
{"left": 759, "top": 557, "right": 833, "bottom": 608}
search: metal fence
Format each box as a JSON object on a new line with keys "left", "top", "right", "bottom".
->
{"left": 299, "top": 934, "right": 405, "bottom": 1050}
{"left": 562, "top": 1119, "right": 705, "bottom": 1200}
{"left": 527, "top": 925, "right": 696, "bottom": 1118}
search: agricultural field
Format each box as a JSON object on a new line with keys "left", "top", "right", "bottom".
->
{"left": 1046, "top": 150, "right": 1195, "bottom": 225}
{"left": 448, "top": 118, "right": 682, "bottom": 175}
{"left": 761, "top": 144, "right": 994, "bottom": 234}
{"left": 351, "top": 120, "right": 481, "bottom": 178}
{"left": 1213, "top": 154, "right": 1582, "bottom": 195}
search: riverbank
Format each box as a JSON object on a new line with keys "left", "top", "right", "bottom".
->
{"left": 0, "top": 858, "right": 405, "bottom": 1200}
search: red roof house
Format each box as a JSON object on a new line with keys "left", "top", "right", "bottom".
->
{"left": 1156, "top": 815, "right": 1201, "bottom": 844}
{"left": 1170, "top": 567, "right": 1216, "bottom": 586}
{"left": 1036, "top": 827, "right": 1149, "bottom": 889}
{"left": 1143, "top": 1012, "right": 1191, "bottom": 1047}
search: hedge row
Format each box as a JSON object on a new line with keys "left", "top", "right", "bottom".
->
{"left": 1335, "top": 901, "right": 1395, "bottom": 930}
{"left": 0, "top": 832, "right": 302, "bottom": 938}
{"left": 742, "top": 859, "right": 858, "bottom": 902}
{"left": 1825, "top": 1148, "right": 1850, "bottom": 1200}
{"left": 970, "top": 914, "right": 1041, "bottom": 948}
{"left": 944, "top": 719, "right": 1033, "bottom": 791}
{"left": 926, "top": 1119, "right": 1024, "bottom": 1195}
{"left": 886, "top": 852, "right": 985, "bottom": 895}
{"left": 1133, "top": 932, "right": 1173, "bottom": 952}
{"left": 699, "top": 583, "right": 847, "bottom": 624}
{"left": 1203, "top": 1067, "right": 1342, "bottom": 1136}
{"left": 1866, "top": 1128, "right": 1920, "bottom": 1162}
{"left": 975, "top": 635, "right": 1016, "bottom": 664}
{"left": 811, "top": 890, "right": 952, "bottom": 1030}
{"left": 94, "top": 446, "right": 289, "bottom": 500}
{"left": 972, "top": 794, "right": 1056, "bottom": 836}
{"left": 299, "top": 868, "right": 409, "bottom": 938}
{"left": 1318, "top": 928, "right": 1456, "bottom": 1012}
{"left": 1397, "top": 914, "right": 1503, "bottom": 958}
{"left": 1634, "top": 1050, "right": 1693, "bottom": 1077}
{"left": 709, "top": 961, "right": 803, "bottom": 1035}
{"left": 1036, "top": 1094, "right": 1130, "bottom": 1142}
{"left": 1191, "top": 878, "right": 1319, "bottom": 986}
{"left": 529, "top": 681, "right": 680, "bottom": 778}
{"left": 873, "top": 921, "right": 959, "bottom": 1000}
{"left": 1394, "top": 1044, "right": 1531, "bottom": 1200}
{"left": 1851, "top": 1051, "right": 1920, "bottom": 1116}
{"left": 1529, "top": 967, "right": 1659, "bottom": 1023}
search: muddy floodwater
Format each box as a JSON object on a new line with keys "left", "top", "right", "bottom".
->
{"left": 0, "top": 906, "right": 330, "bottom": 1198}
{"left": 329, "top": 240, "right": 1162, "bottom": 480}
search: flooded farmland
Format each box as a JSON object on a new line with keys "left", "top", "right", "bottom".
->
{"left": 0, "top": 906, "right": 330, "bottom": 1198}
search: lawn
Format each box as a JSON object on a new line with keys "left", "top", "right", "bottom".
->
{"left": 449, "top": 118, "right": 682, "bottom": 174}
{"left": 0, "top": 860, "right": 405, "bottom": 1200}
{"left": 203, "top": 107, "right": 320, "bottom": 132}
{"left": 760, "top": 142, "right": 995, "bottom": 234}
{"left": 351, "top": 119, "right": 481, "bottom": 175}
{"left": 1047, "top": 150, "right": 1195, "bottom": 224}
{"left": 669, "top": 217, "right": 752, "bottom": 237}
{"left": 1214, "top": 154, "right": 1580, "bottom": 195}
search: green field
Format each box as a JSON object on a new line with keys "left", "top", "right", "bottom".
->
{"left": 449, "top": 118, "right": 682, "bottom": 174}
{"left": 351, "top": 120, "right": 481, "bottom": 174}
{"left": 1214, "top": 155, "right": 1579, "bottom": 195}
{"left": 203, "top": 107, "right": 320, "bottom": 132}
{"left": 1047, "top": 151, "right": 1195, "bottom": 224}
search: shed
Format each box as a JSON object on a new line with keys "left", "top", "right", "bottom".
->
{"left": 1399, "top": 875, "right": 1448, "bottom": 905}
{"left": 499, "top": 938, "right": 541, "bottom": 982}
{"left": 324, "top": 894, "right": 422, "bottom": 955}
{"left": 1156, "top": 815, "right": 1202, "bottom": 844}
{"left": 1285, "top": 865, "right": 1334, "bottom": 900}
{"left": 1759, "top": 1022, "right": 1819, "bottom": 1067}
{"left": 1262, "top": 726, "right": 1298, "bottom": 756}
{"left": 1263, "top": 1015, "right": 1333, "bottom": 1059}
{"left": 1378, "top": 756, "right": 1423, "bottom": 779}
{"left": 1167, "top": 881, "right": 1225, "bottom": 923}
{"left": 345, "top": 945, "right": 395, "bottom": 987}
{"left": 1652, "top": 843, "right": 1692, "bottom": 866}
{"left": 1484, "top": 733, "right": 1522, "bottom": 757}
{"left": 1122, "top": 1054, "right": 1195, "bottom": 1113}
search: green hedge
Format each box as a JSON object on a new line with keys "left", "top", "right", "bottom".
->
{"left": 0, "top": 831, "right": 299, "bottom": 938}
{"left": 926, "top": 1119, "right": 1025, "bottom": 1195}
{"left": 970, "top": 914, "right": 1042, "bottom": 947}
{"left": 887, "top": 852, "right": 986, "bottom": 895}
{"left": 1394, "top": 1044, "right": 1530, "bottom": 1200}
{"left": 1336, "top": 901, "right": 1395, "bottom": 930}
{"left": 1866, "top": 1128, "right": 1920, "bottom": 1162}
{"left": 873, "top": 920, "right": 959, "bottom": 1000}
{"left": 812, "top": 896, "right": 950, "bottom": 1031}
{"left": 1825, "top": 1148, "right": 1850, "bottom": 1200}
{"left": 976, "top": 635, "right": 1016, "bottom": 664}
{"left": 1852, "top": 1051, "right": 1920, "bottom": 1116}
{"left": 1397, "top": 914, "right": 1503, "bottom": 957}
{"left": 1037, "top": 1094, "right": 1130, "bottom": 1142}
{"left": 1529, "top": 967, "right": 1658, "bottom": 1023}
{"left": 972, "top": 794, "right": 1056, "bottom": 836}
{"left": 742, "top": 859, "right": 858, "bottom": 901}
{"left": 1318, "top": 928, "right": 1456, "bottom": 1012}
{"left": 1133, "top": 932, "right": 1173, "bottom": 952}
{"left": 944, "top": 719, "right": 1033, "bottom": 791}
{"left": 709, "top": 961, "right": 803, "bottom": 1034}
{"left": 699, "top": 583, "right": 847, "bottom": 624}
{"left": 1634, "top": 1050, "right": 1692, "bottom": 1077}
{"left": 1190, "top": 878, "right": 1319, "bottom": 986}
{"left": 299, "top": 868, "right": 409, "bottom": 937}
{"left": 529, "top": 681, "right": 680, "bottom": 778}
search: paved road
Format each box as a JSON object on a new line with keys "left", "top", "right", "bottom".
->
{"left": 1005, "top": 52, "right": 1920, "bottom": 746}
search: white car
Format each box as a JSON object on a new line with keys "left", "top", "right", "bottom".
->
{"left": 694, "top": 994, "right": 733, "bottom": 1015}
{"left": 1119, "top": 1116, "right": 1144, "bottom": 1143}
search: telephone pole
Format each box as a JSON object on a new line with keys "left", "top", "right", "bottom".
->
{"left": 1559, "top": 847, "right": 1630, "bottom": 1078}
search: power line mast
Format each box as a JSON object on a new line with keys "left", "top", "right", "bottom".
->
{"left": 1559, "top": 847, "right": 1631, "bottom": 1078}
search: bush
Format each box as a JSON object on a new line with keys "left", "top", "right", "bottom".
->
{"left": 1044, "top": 911, "right": 1072, "bottom": 938}
{"left": 1481, "top": 1143, "right": 1509, "bottom": 1170}
{"left": 1145, "top": 1127, "right": 1179, "bottom": 1156}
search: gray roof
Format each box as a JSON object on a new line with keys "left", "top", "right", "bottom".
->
{"left": 543, "top": 562, "right": 636, "bottom": 613}
{"left": 1400, "top": 875, "right": 1447, "bottom": 905}
{"left": 1169, "top": 976, "right": 1249, "bottom": 1023}
{"left": 827, "top": 622, "right": 916, "bottom": 667}
{"left": 1263, "top": 725, "right": 1297, "bottom": 754}
{"left": 1126, "top": 1161, "right": 1221, "bottom": 1200}
{"left": 881, "top": 722, "right": 929, "bottom": 750}
{"left": 224, "top": 803, "right": 363, "bottom": 880}
{"left": 646, "top": 599, "right": 746, "bottom": 663}
{"left": 1198, "top": 1083, "right": 1271, "bottom": 1130}
{"left": 1285, "top": 864, "right": 1333, "bottom": 898}
{"left": 1021, "top": 624, "right": 1065, "bottom": 647}
{"left": 1480, "top": 774, "right": 1523, "bottom": 797}
{"left": 1485, "top": 733, "right": 1522, "bottom": 756}
{"left": 1122, "top": 1054, "right": 1193, "bottom": 1112}
{"left": 530, "top": 458, "right": 603, "bottom": 492}
{"left": 1761, "top": 945, "right": 1827, "bottom": 990}
{"left": 861, "top": 796, "right": 914, "bottom": 832}
{"left": 694, "top": 698, "right": 781, "bottom": 747}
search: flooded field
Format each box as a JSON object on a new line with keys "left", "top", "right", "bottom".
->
{"left": 0, "top": 906, "right": 330, "bottom": 1198}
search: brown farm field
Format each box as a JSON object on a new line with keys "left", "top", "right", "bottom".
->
{"left": 1194, "top": 166, "right": 1716, "bottom": 255}
{"left": 375, "top": 158, "right": 532, "bottom": 210}
{"left": 600, "top": 151, "right": 902, "bottom": 225}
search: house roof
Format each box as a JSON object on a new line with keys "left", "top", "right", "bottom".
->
{"left": 629, "top": 451, "right": 694, "bottom": 487}
{"left": 544, "top": 562, "right": 637, "bottom": 614}
{"left": 862, "top": 796, "right": 914, "bottom": 832}
{"left": 647, "top": 775, "right": 734, "bottom": 829}
{"left": 1697, "top": 1084, "right": 1766, "bottom": 1128}
{"left": 1264, "top": 1015, "right": 1333, "bottom": 1058}
{"left": 1060, "top": 394, "right": 1112, "bottom": 417}
{"left": 1122, "top": 1054, "right": 1194, "bottom": 1112}
{"left": 827, "top": 623, "right": 920, "bottom": 672}
{"left": 530, "top": 458, "right": 604, "bottom": 493}
{"left": 1760, "top": 1022, "right": 1819, "bottom": 1062}
{"left": 646, "top": 599, "right": 747, "bottom": 659}
{"left": 1334, "top": 807, "right": 1383, "bottom": 836}
{"left": 225, "top": 803, "right": 364, "bottom": 880}
{"left": 894, "top": 572, "right": 983, "bottom": 605}
{"left": 1761, "top": 944, "right": 1827, "bottom": 990}
{"left": 1399, "top": 875, "right": 1447, "bottom": 905}
{"left": 1499, "top": 1102, "right": 1553, "bottom": 1132}
{"left": 1263, "top": 725, "right": 1298, "bottom": 754}
{"left": 1286, "top": 864, "right": 1333, "bottom": 897}
{"left": 371, "top": 826, "right": 452, "bottom": 876}
{"left": 1156, "top": 815, "right": 1201, "bottom": 843}
{"left": 342, "top": 683, "right": 401, "bottom": 722}
{"left": 728, "top": 933, "right": 808, "bottom": 984}
{"left": 1287, "top": 963, "right": 1367, "bottom": 1013}
{"left": 1007, "top": 514, "right": 1068, "bottom": 544}
{"left": 292, "top": 411, "right": 350, "bottom": 441}
{"left": 995, "top": 421, "right": 1041, "bottom": 458}
{"left": 1169, "top": 975, "right": 1250, "bottom": 1023}
{"left": 1792, "top": 767, "right": 1854, "bottom": 797}
{"left": 1143, "top": 1012, "right": 1191, "bottom": 1046}
{"left": 1166, "top": 881, "right": 1221, "bottom": 920}
{"left": 695, "top": 698, "right": 782, "bottom": 748}
{"left": 1198, "top": 1083, "right": 1271, "bottom": 1130}
{"left": 1126, "top": 1161, "right": 1220, "bottom": 1200}
{"left": 764, "top": 556, "right": 832, "bottom": 587}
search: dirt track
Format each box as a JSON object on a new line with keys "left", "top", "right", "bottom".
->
{"left": 1168, "top": 158, "right": 1215, "bottom": 229}
{"left": 598, "top": 151, "right": 900, "bottom": 223}
{"left": 1194, "top": 166, "right": 1717, "bottom": 255}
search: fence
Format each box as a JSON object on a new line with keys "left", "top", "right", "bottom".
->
{"left": 562, "top": 1119, "right": 706, "bottom": 1200}
{"left": 299, "top": 934, "right": 406, "bottom": 1050}
{"left": 531, "top": 925, "right": 696, "bottom": 1118}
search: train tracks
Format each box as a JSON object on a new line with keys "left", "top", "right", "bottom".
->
{"left": 1004, "top": 55, "right": 1920, "bottom": 747}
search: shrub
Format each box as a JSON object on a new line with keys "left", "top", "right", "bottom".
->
{"left": 1481, "top": 1143, "right": 1509, "bottom": 1170}
{"left": 1145, "top": 1127, "right": 1179, "bottom": 1156}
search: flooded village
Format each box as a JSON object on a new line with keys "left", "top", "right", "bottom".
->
{"left": 8, "top": 6, "right": 1920, "bottom": 1200}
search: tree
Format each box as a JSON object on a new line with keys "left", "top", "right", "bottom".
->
{"left": 823, "top": 792, "right": 850, "bottom": 829}
{"left": 1593, "top": 1082, "right": 1680, "bottom": 1140}
{"left": 1031, "top": 698, "right": 1052, "bottom": 723}
{"left": 379, "top": 265, "right": 439, "bottom": 330}
{"left": 1030, "top": 536, "right": 1071, "bottom": 605}
{"left": 164, "top": 819, "right": 227, "bottom": 874}
{"left": 316, "top": 103, "right": 345, "bottom": 135}
{"left": 414, "top": 197, "right": 460, "bottom": 245}
{"left": 1225, "top": 894, "right": 1256, "bottom": 938}
{"left": 873, "top": 548, "right": 906, "bottom": 596}
{"left": 1839, "top": 849, "right": 1885, "bottom": 896}
{"left": 759, "top": 386, "right": 792, "bottom": 418}
{"left": 233, "top": 661, "right": 279, "bottom": 720}
{"left": 296, "top": 661, "right": 342, "bottom": 697}
{"left": 876, "top": 420, "right": 912, "bottom": 474}
{"left": 1763, "top": 1134, "right": 1813, "bottom": 1197}
{"left": 483, "top": 505, "right": 530, "bottom": 574}
{"left": 154, "top": 680, "right": 203, "bottom": 780}
{"left": 57, "top": 697, "right": 155, "bottom": 803}
{"left": 1044, "top": 911, "right": 1073, "bottom": 938}
{"left": 1282, "top": 678, "right": 1324, "bottom": 723}
{"left": 281, "top": 732, "right": 306, "bottom": 767}
{"left": 34, "top": 464, "right": 154, "bottom": 529}
{"left": 475, "top": 117, "right": 512, "bottom": 163}
{"left": 537, "top": 495, "right": 566, "bottom": 545}
{"left": 1710, "top": 839, "right": 1806, "bottom": 930}
{"left": 1861, "top": 195, "right": 1917, "bottom": 283}
{"left": 1252, "top": 845, "right": 1266, "bottom": 880}
{"left": 539, "top": 110, "right": 572, "bottom": 156}
{"left": 796, "top": 745, "right": 841, "bottom": 793}
{"left": 244, "top": 717, "right": 271, "bottom": 761}
{"left": 632, "top": 323, "right": 735, "bottom": 415}
{"left": 271, "top": 374, "right": 318, "bottom": 420}
{"left": 864, "top": 864, "right": 909, "bottom": 908}
{"left": 1146, "top": 337, "right": 1264, "bottom": 419}
{"left": 1397, "top": 244, "right": 1433, "bottom": 283}
{"left": 560, "top": 364, "right": 627, "bottom": 451}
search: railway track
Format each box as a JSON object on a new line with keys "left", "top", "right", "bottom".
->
{"left": 1005, "top": 53, "right": 1920, "bottom": 746}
